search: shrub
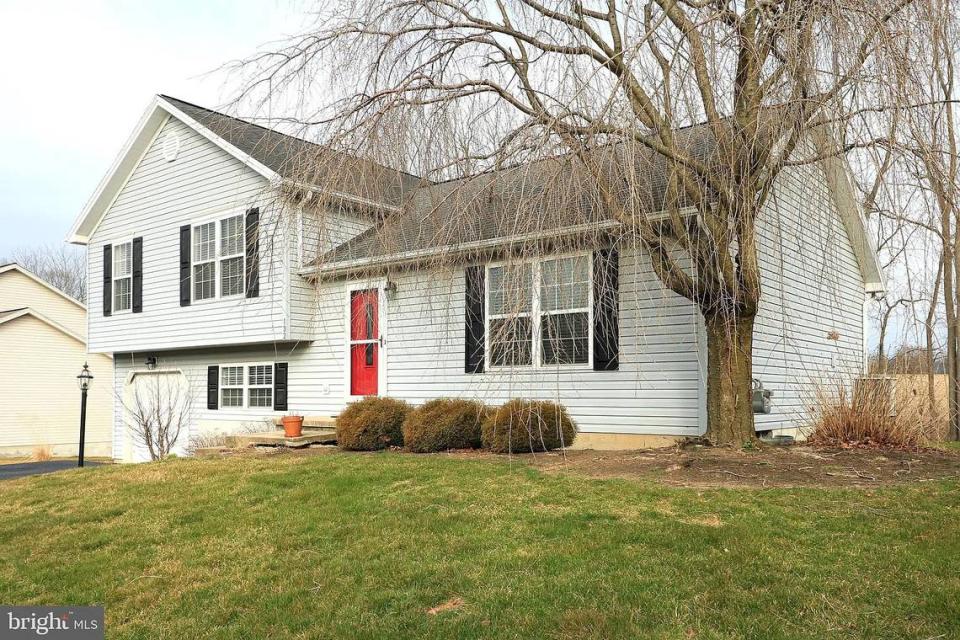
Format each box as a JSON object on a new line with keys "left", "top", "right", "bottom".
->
{"left": 336, "top": 397, "right": 411, "bottom": 451}
{"left": 808, "top": 380, "right": 934, "bottom": 450}
{"left": 403, "top": 398, "right": 488, "bottom": 452}
{"left": 481, "top": 399, "right": 577, "bottom": 453}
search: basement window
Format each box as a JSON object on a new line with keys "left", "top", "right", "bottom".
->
{"left": 220, "top": 363, "right": 274, "bottom": 409}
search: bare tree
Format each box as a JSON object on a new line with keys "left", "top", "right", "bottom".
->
{"left": 231, "top": 1, "right": 918, "bottom": 443}
{"left": 898, "top": 0, "right": 960, "bottom": 440}
{"left": 121, "top": 373, "right": 194, "bottom": 461}
{"left": 7, "top": 244, "right": 87, "bottom": 302}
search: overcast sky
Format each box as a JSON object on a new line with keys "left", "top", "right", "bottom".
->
{"left": 0, "top": 0, "right": 308, "bottom": 258}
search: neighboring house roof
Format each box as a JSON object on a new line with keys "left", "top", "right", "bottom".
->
{"left": 0, "top": 263, "right": 85, "bottom": 310}
{"left": 0, "top": 307, "right": 87, "bottom": 346}
{"left": 67, "top": 95, "right": 422, "bottom": 245}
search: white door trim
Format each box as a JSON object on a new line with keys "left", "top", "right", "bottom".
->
{"left": 343, "top": 280, "right": 388, "bottom": 400}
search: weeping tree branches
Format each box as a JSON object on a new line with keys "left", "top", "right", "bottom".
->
{"left": 231, "top": 0, "right": 920, "bottom": 442}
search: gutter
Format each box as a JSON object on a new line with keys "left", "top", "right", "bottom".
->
{"left": 277, "top": 178, "right": 403, "bottom": 215}
{"left": 299, "top": 220, "right": 624, "bottom": 278}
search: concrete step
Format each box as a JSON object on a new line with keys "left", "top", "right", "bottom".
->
{"left": 227, "top": 428, "right": 337, "bottom": 449}
{"left": 272, "top": 415, "right": 337, "bottom": 428}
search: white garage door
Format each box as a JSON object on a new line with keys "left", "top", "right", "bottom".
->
{"left": 122, "top": 370, "right": 191, "bottom": 463}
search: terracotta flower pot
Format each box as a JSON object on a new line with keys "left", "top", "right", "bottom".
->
{"left": 281, "top": 415, "right": 304, "bottom": 437}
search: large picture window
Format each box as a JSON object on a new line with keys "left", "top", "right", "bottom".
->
{"left": 193, "top": 213, "right": 245, "bottom": 302}
{"left": 112, "top": 241, "right": 133, "bottom": 312}
{"left": 220, "top": 363, "right": 273, "bottom": 409}
{"left": 485, "top": 254, "right": 591, "bottom": 368}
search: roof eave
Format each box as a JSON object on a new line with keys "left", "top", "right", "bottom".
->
{"left": 300, "top": 220, "right": 623, "bottom": 279}
{"left": 812, "top": 128, "right": 886, "bottom": 295}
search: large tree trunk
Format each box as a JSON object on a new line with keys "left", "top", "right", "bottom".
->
{"left": 704, "top": 313, "right": 757, "bottom": 444}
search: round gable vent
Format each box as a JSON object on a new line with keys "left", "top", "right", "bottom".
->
{"left": 162, "top": 134, "right": 181, "bottom": 162}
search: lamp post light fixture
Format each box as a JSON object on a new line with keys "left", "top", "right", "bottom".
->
{"left": 76, "top": 363, "right": 94, "bottom": 468}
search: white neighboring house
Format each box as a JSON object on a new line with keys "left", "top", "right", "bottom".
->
{"left": 0, "top": 263, "right": 113, "bottom": 457}
{"left": 68, "top": 95, "right": 884, "bottom": 459}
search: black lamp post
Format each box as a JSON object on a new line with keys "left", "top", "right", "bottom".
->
{"left": 76, "top": 363, "right": 94, "bottom": 468}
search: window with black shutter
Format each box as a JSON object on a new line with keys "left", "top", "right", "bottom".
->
{"left": 592, "top": 247, "right": 620, "bottom": 371}
{"left": 464, "top": 266, "right": 485, "bottom": 373}
{"left": 102, "top": 245, "right": 112, "bottom": 317}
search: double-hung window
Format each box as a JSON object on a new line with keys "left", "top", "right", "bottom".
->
{"left": 112, "top": 241, "right": 133, "bottom": 312}
{"left": 220, "top": 365, "right": 245, "bottom": 408}
{"left": 193, "top": 213, "right": 245, "bottom": 301}
{"left": 488, "top": 263, "right": 533, "bottom": 366}
{"left": 247, "top": 365, "right": 273, "bottom": 407}
{"left": 540, "top": 255, "right": 591, "bottom": 365}
{"left": 220, "top": 363, "right": 273, "bottom": 409}
{"left": 486, "top": 254, "right": 591, "bottom": 368}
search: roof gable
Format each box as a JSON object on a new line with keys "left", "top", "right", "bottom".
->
{"left": 0, "top": 307, "right": 86, "bottom": 345}
{"left": 68, "top": 96, "right": 422, "bottom": 245}
{"left": 0, "top": 263, "right": 85, "bottom": 310}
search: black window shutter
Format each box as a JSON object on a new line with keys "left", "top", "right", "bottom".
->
{"left": 207, "top": 365, "right": 219, "bottom": 410}
{"left": 273, "top": 362, "right": 288, "bottom": 411}
{"left": 179, "top": 225, "right": 191, "bottom": 307}
{"left": 132, "top": 236, "right": 143, "bottom": 313}
{"left": 464, "top": 265, "right": 485, "bottom": 373}
{"left": 593, "top": 247, "right": 620, "bottom": 371}
{"left": 245, "top": 208, "right": 260, "bottom": 299}
{"left": 102, "top": 244, "right": 112, "bottom": 317}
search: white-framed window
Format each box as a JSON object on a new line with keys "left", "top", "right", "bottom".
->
{"left": 485, "top": 253, "right": 592, "bottom": 368}
{"left": 193, "top": 213, "right": 245, "bottom": 302}
{"left": 247, "top": 364, "right": 274, "bottom": 407}
{"left": 112, "top": 241, "right": 133, "bottom": 312}
{"left": 220, "top": 365, "right": 245, "bottom": 408}
{"left": 220, "top": 363, "right": 274, "bottom": 409}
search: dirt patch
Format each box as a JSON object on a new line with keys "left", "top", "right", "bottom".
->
{"left": 441, "top": 445, "right": 960, "bottom": 488}
{"left": 426, "top": 597, "right": 465, "bottom": 616}
{"left": 533, "top": 445, "right": 960, "bottom": 488}
{"left": 245, "top": 441, "right": 960, "bottom": 489}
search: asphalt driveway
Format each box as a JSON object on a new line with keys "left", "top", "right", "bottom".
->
{"left": 0, "top": 460, "right": 103, "bottom": 481}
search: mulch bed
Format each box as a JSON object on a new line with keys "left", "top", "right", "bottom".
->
{"left": 493, "top": 444, "right": 960, "bottom": 488}
{"left": 250, "top": 440, "right": 960, "bottom": 489}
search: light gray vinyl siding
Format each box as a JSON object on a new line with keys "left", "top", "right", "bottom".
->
{"left": 114, "top": 244, "right": 704, "bottom": 438}
{"left": 87, "top": 115, "right": 290, "bottom": 353}
{"left": 750, "top": 160, "right": 866, "bottom": 432}
{"left": 289, "top": 205, "right": 374, "bottom": 340}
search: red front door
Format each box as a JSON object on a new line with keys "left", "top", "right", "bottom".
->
{"left": 350, "top": 289, "right": 379, "bottom": 396}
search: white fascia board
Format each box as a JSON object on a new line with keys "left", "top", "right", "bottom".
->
{"left": 67, "top": 95, "right": 282, "bottom": 247}
{"left": 812, "top": 129, "right": 886, "bottom": 294}
{"left": 155, "top": 96, "right": 281, "bottom": 184}
{"left": 67, "top": 97, "right": 168, "bottom": 245}
{"left": 301, "top": 220, "right": 624, "bottom": 278}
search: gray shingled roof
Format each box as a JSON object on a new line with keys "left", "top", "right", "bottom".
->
{"left": 318, "top": 125, "right": 719, "bottom": 266}
{"left": 160, "top": 97, "right": 722, "bottom": 268}
{"left": 160, "top": 96, "right": 423, "bottom": 207}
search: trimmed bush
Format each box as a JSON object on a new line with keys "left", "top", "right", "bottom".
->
{"left": 481, "top": 399, "right": 577, "bottom": 453}
{"left": 336, "top": 397, "right": 411, "bottom": 451}
{"left": 403, "top": 398, "right": 488, "bottom": 453}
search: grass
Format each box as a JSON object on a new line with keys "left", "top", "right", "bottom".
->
{"left": 0, "top": 452, "right": 957, "bottom": 639}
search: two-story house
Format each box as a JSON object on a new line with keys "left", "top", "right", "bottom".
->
{"left": 69, "top": 95, "right": 883, "bottom": 461}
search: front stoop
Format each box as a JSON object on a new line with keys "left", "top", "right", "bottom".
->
{"left": 227, "top": 428, "right": 337, "bottom": 449}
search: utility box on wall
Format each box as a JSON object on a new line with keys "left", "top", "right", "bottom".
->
{"left": 752, "top": 379, "right": 773, "bottom": 414}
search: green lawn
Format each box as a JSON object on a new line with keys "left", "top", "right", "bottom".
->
{"left": 0, "top": 452, "right": 957, "bottom": 640}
